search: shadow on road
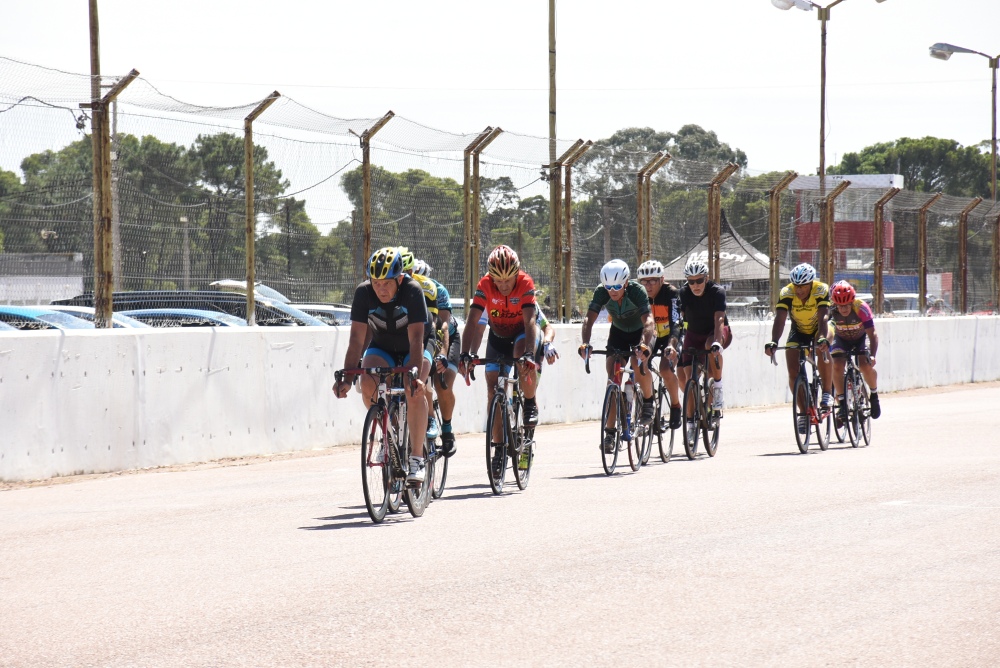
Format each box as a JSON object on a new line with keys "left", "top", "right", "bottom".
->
{"left": 758, "top": 451, "right": 812, "bottom": 457}
{"left": 298, "top": 508, "right": 414, "bottom": 530}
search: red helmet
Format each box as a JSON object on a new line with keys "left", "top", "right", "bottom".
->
{"left": 487, "top": 245, "right": 520, "bottom": 281}
{"left": 831, "top": 280, "right": 856, "bottom": 306}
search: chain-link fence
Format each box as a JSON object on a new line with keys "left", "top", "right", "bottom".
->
{"left": 2, "top": 56, "right": 998, "bottom": 320}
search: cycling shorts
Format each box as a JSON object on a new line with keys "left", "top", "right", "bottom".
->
{"left": 606, "top": 325, "right": 642, "bottom": 355}
{"left": 785, "top": 327, "right": 818, "bottom": 348}
{"left": 679, "top": 326, "right": 730, "bottom": 367}
{"left": 364, "top": 346, "right": 433, "bottom": 368}
{"left": 485, "top": 326, "right": 543, "bottom": 373}
{"left": 830, "top": 335, "right": 868, "bottom": 357}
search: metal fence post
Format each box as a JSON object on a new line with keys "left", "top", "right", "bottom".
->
{"left": 767, "top": 172, "right": 797, "bottom": 310}
{"left": 463, "top": 128, "right": 494, "bottom": 314}
{"left": 243, "top": 91, "right": 281, "bottom": 325}
{"left": 872, "top": 187, "right": 900, "bottom": 317}
{"left": 819, "top": 179, "right": 850, "bottom": 286}
{"left": 958, "top": 197, "right": 984, "bottom": 314}
{"left": 358, "top": 111, "right": 395, "bottom": 270}
{"left": 917, "top": 193, "right": 942, "bottom": 315}
{"left": 707, "top": 163, "right": 740, "bottom": 281}
{"left": 562, "top": 141, "right": 593, "bottom": 321}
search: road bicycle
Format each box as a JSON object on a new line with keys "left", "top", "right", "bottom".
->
{"left": 681, "top": 348, "right": 721, "bottom": 459}
{"left": 772, "top": 344, "right": 831, "bottom": 454}
{"left": 464, "top": 354, "right": 535, "bottom": 495}
{"left": 335, "top": 367, "right": 433, "bottom": 523}
{"left": 841, "top": 350, "right": 873, "bottom": 448}
{"left": 584, "top": 347, "right": 649, "bottom": 476}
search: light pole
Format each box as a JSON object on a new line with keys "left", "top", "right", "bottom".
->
{"left": 771, "top": 0, "right": 889, "bottom": 193}
{"left": 929, "top": 43, "right": 999, "bottom": 203}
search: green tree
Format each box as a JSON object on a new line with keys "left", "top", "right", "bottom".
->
{"left": 828, "top": 136, "right": 991, "bottom": 198}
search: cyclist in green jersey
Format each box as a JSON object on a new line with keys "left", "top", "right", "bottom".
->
{"left": 579, "top": 260, "right": 656, "bottom": 451}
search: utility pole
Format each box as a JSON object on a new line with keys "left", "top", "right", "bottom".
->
{"left": 548, "top": 0, "right": 558, "bottom": 316}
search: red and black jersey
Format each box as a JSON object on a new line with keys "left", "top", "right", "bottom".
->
{"left": 472, "top": 270, "right": 537, "bottom": 339}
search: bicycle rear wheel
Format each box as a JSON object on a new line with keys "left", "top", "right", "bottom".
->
{"left": 833, "top": 388, "right": 847, "bottom": 444}
{"left": 702, "top": 378, "right": 720, "bottom": 457}
{"left": 430, "top": 444, "right": 448, "bottom": 499}
{"left": 600, "top": 384, "right": 621, "bottom": 475}
{"left": 361, "top": 405, "right": 390, "bottom": 524}
{"left": 511, "top": 399, "right": 533, "bottom": 490}
{"left": 813, "top": 375, "right": 830, "bottom": 451}
{"left": 485, "top": 393, "right": 508, "bottom": 494}
{"left": 793, "top": 374, "right": 811, "bottom": 454}
{"left": 627, "top": 394, "right": 643, "bottom": 472}
{"left": 845, "top": 370, "right": 860, "bottom": 448}
{"left": 655, "top": 385, "right": 674, "bottom": 463}
{"left": 386, "top": 402, "right": 404, "bottom": 513}
{"left": 856, "top": 380, "right": 872, "bottom": 447}
{"left": 682, "top": 376, "right": 700, "bottom": 460}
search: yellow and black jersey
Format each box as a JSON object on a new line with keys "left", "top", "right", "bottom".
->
{"left": 410, "top": 272, "right": 439, "bottom": 316}
{"left": 777, "top": 281, "right": 830, "bottom": 335}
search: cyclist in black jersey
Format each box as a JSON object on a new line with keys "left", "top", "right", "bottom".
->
{"left": 636, "top": 259, "right": 683, "bottom": 429}
{"left": 676, "top": 259, "right": 730, "bottom": 421}
{"left": 333, "top": 247, "right": 431, "bottom": 485}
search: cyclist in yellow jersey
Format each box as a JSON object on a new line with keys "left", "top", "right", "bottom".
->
{"left": 765, "top": 263, "right": 834, "bottom": 434}
{"left": 398, "top": 248, "right": 440, "bottom": 443}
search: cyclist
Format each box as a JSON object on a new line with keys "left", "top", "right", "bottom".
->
{"left": 397, "top": 248, "right": 442, "bottom": 447}
{"left": 414, "top": 258, "right": 460, "bottom": 457}
{"left": 828, "top": 280, "right": 881, "bottom": 420}
{"left": 333, "top": 246, "right": 431, "bottom": 484}
{"left": 636, "top": 259, "right": 683, "bottom": 429}
{"left": 459, "top": 245, "right": 541, "bottom": 454}
{"left": 765, "top": 262, "right": 833, "bottom": 435}
{"left": 579, "top": 259, "right": 656, "bottom": 453}
{"left": 676, "top": 259, "right": 730, "bottom": 432}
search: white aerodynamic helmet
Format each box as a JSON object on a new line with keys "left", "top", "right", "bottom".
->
{"left": 600, "top": 259, "right": 630, "bottom": 290}
{"left": 413, "top": 259, "right": 432, "bottom": 276}
{"left": 684, "top": 258, "right": 710, "bottom": 278}
{"left": 636, "top": 260, "right": 665, "bottom": 279}
{"left": 789, "top": 262, "right": 816, "bottom": 286}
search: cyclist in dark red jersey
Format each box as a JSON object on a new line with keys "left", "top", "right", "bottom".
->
{"left": 459, "top": 245, "right": 542, "bottom": 435}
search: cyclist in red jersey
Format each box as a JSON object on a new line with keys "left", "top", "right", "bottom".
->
{"left": 460, "top": 245, "right": 541, "bottom": 434}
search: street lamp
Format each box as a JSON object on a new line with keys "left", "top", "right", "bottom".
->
{"left": 929, "top": 42, "right": 999, "bottom": 202}
{"left": 771, "top": 0, "right": 889, "bottom": 192}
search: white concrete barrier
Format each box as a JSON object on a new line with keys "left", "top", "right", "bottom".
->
{"left": 1, "top": 316, "right": 997, "bottom": 482}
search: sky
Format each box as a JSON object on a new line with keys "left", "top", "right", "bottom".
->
{"left": 3, "top": 0, "right": 1000, "bottom": 178}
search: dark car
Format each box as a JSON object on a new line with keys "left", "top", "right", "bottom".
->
{"left": 291, "top": 303, "right": 352, "bottom": 326}
{"left": 52, "top": 291, "right": 327, "bottom": 327}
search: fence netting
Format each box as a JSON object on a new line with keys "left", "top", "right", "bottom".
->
{"left": 1, "top": 56, "right": 997, "bottom": 318}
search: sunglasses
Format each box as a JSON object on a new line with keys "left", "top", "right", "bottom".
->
{"left": 687, "top": 277, "right": 706, "bottom": 285}
{"left": 604, "top": 283, "right": 625, "bottom": 292}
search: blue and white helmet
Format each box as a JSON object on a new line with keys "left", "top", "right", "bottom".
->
{"left": 684, "top": 258, "right": 709, "bottom": 278}
{"left": 789, "top": 263, "right": 817, "bottom": 286}
{"left": 600, "top": 259, "right": 630, "bottom": 290}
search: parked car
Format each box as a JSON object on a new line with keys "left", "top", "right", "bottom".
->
{"left": 209, "top": 279, "right": 292, "bottom": 304}
{"left": 0, "top": 321, "right": 17, "bottom": 330}
{"left": 46, "top": 305, "right": 151, "bottom": 328}
{"left": 292, "top": 303, "right": 351, "bottom": 326}
{"left": 121, "top": 309, "right": 248, "bottom": 327}
{"left": 0, "top": 306, "right": 96, "bottom": 330}
{"left": 52, "top": 291, "right": 327, "bottom": 326}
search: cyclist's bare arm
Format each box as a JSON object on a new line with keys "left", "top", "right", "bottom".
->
{"left": 641, "top": 311, "right": 656, "bottom": 349}
{"left": 407, "top": 322, "right": 429, "bottom": 384}
{"left": 522, "top": 304, "right": 538, "bottom": 359}
{"left": 541, "top": 321, "right": 555, "bottom": 344}
{"left": 461, "top": 306, "right": 485, "bottom": 356}
{"left": 866, "top": 326, "right": 879, "bottom": 360}
{"left": 438, "top": 309, "right": 452, "bottom": 351}
{"left": 712, "top": 311, "right": 726, "bottom": 349}
{"left": 335, "top": 321, "right": 369, "bottom": 397}
{"left": 580, "top": 309, "right": 599, "bottom": 349}
{"left": 768, "top": 310, "right": 788, "bottom": 354}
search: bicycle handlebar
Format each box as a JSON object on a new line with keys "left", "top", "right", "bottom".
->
{"left": 335, "top": 366, "right": 420, "bottom": 395}
{"left": 584, "top": 347, "right": 647, "bottom": 377}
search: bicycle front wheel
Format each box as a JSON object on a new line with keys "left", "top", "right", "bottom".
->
{"left": 600, "top": 384, "right": 621, "bottom": 475}
{"left": 361, "top": 405, "right": 390, "bottom": 524}
{"left": 682, "top": 376, "right": 700, "bottom": 460}
{"left": 486, "top": 393, "right": 508, "bottom": 494}
{"left": 405, "top": 455, "right": 431, "bottom": 518}
{"left": 431, "top": 445, "right": 448, "bottom": 499}
{"left": 856, "top": 378, "right": 872, "bottom": 447}
{"left": 702, "top": 378, "right": 720, "bottom": 457}
{"left": 814, "top": 375, "right": 830, "bottom": 451}
{"left": 793, "top": 374, "right": 811, "bottom": 454}
{"left": 845, "top": 370, "right": 860, "bottom": 448}
{"left": 655, "top": 385, "right": 673, "bottom": 463}
{"left": 386, "top": 401, "right": 404, "bottom": 513}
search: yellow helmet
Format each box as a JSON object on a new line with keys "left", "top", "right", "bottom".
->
{"left": 396, "top": 246, "right": 415, "bottom": 273}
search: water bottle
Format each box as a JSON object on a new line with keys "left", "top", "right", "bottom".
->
{"left": 624, "top": 378, "right": 635, "bottom": 410}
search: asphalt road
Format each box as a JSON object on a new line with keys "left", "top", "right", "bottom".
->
{"left": 2, "top": 383, "right": 999, "bottom": 667}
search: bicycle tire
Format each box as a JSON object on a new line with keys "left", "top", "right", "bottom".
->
{"left": 360, "top": 405, "right": 390, "bottom": 524}
{"left": 627, "top": 392, "right": 642, "bottom": 472}
{"left": 430, "top": 445, "right": 448, "bottom": 499}
{"left": 793, "top": 374, "right": 811, "bottom": 454}
{"left": 404, "top": 448, "right": 431, "bottom": 518}
{"left": 485, "top": 392, "right": 508, "bottom": 494}
{"left": 682, "top": 376, "right": 700, "bottom": 460}
{"left": 600, "top": 384, "right": 621, "bottom": 475}
{"left": 813, "top": 373, "right": 830, "bottom": 451}
{"left": 512, "top": 398, "right": 532, "bottom": 490}
{"left": 833, "top": 389, "right": 847, "bottom": 444}
{"left": 639, "top": 389, "right": 654, "bottom": 466}
{"left": 703, "top": 377, "right": 720, "bottom": 457}
{"left": 386, "top": 401, "right": 404, "bottom": 513}
{"left": 857, "top": 379, "right": 872, "bottom": 447}
{"left": 655, "top": 385, "right": 673, "bottom": 463}
{"left": 844, "top": 370, "right": 860, "bottom": 448}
